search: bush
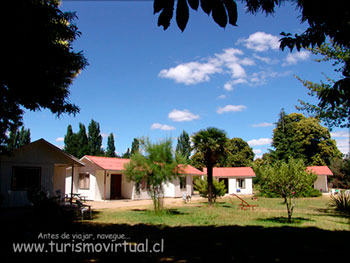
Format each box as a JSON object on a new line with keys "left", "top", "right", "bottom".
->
{"left": 194, "top": 177, "right": 226, "bottom": 202}
{"left": 331, "top": 192, "right": 350, "bottom": 213}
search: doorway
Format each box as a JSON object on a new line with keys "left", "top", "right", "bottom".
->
{"left": 110, "top": 174, "right": 122, "bottom": 199}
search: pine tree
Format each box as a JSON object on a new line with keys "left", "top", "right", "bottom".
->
{"left": 176, "top": 130, "right": 191, "bottom": 161}
{"left": 76, "top": 123, "right": 89, "bottom": 158}
{"left": 106, "top": 133, "right": 116, "bottom": 157}
{"left": 88, "top": 119, "right": 103, "bottom": 156}
{"left": 122, "top": 148, "right": 131, "bottom": 158}
{"left": 64, "top": 125, "right": 79, "bottom": 157}
{"left": 130, "top": 138, "right": 140, "bottom": 155}
{"left": 7, "top": 126, "right": 31, "bottom": 150}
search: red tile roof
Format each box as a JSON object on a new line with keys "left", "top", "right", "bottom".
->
{"left": 84, "top": 155, "right": 130, "bottom": 171}
{"left": 83, "top": 155, "right": 203, "bottom": 175}
{"left": 306, "top": 166, "right": 333, "bottom": 176}
{"left": 203, "top": 167, "right": 256, "bottom": 177}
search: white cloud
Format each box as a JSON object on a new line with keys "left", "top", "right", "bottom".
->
{"left": 239, "top": 32, "right": 280, "bottom": 52}
{"left": 253, "top": 54, "right": 279, "bottom": 64}
{"left": 168, "top": 109, "right": 200, "bottom": 122}
{"left": 217, "top": 105, "right": 247, "bottom": 114}
{"left": 252, "top": 122, "right": 273, "bottom": 128}
{"left": 282, "top": 51, "right": 310, "bottom": 66}
{"left": 335, "top": 138, "right": 350, "bottom": 154}
{"left": 101, "top": 133, "right": 109, "bottom": 138}
{"left": 247, "top": 138, "right": 272, "bottom": 146}
{"left": 151, "top": 123, "right": 176, "bottom": 131}
{"left": 158, "top": 59, "right": 222, "bottom": 85}
{"left": 253, "top": 149, "right": 262, "bottom": 154}
{"left": 55, "top": 137, "right": 64, "bottom": 142}
{"left": 249, "top": 70, "right": 291, "bottom": 85}
{"left": 331, "top": 131, "right": 349, "bottom": 138}
{"left": 217, "top": 94, "right": 227, "bottom": 99}
{"left": 224, "top": 83, "right": 234, "bottom": 91}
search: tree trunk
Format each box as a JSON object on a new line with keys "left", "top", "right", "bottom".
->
{"left": 207, "top": 163, "right": 213, "bottom": 207}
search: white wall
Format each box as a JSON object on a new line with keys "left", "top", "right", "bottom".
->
{"left": 314, "top": 175, "right": 328, "bottom": 192}
{"left": 217, "top": 177, "right": 254, "bottom": 195}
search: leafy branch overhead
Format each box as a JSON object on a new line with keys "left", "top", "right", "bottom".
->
{"left": 154, "top": 0, "right": 238, "bottom": 31}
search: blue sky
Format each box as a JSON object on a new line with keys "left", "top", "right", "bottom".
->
{"left": 22, "top": 1, "right": 349, "bottom": 157}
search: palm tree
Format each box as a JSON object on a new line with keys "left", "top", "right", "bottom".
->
{"left": 192, "top": 127, "right": 228, "bottom": 206}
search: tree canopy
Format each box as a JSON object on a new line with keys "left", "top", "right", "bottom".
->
{"left": 217, "top": 137, "right": 254, "bottom": 167}
{"left": 176, "top": 130, "right": 191, "bottom": 161}
{"left": 192, "top": 127, "right": 228, "bottom": 206}
{"left": 106, "top": 133, "right": 117, "bottom": 157}
{"left": 6, "top": 126, "right": 31, "bottom": 151}
{"left": 1, "top": 0, "right": 88, "bottom": 152}
{"left": 271, "top": 110, "right": 342, "bottom": 165}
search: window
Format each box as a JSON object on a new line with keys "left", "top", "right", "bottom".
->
{"left": 12, "top": 167, "right": 41, "bottom": 190}
{"left": 79, "top": 173, "right": 90, "bottom": 189}
{"left": 179, "top": 176, "right": 187, "bottom": 190}
{"left": 237, "top": 178, "right": 245, "bottom": 189}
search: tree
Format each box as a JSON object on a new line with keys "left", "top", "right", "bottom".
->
{"left": 130, "top": 138, "right": 140, "bottom": 155}
{"left": 296, "top": 41, "right": 350, "bottom": 129}
{"left": 76, "top": 123, "right": 89, "bottom": 158}
{"left": 329, "top": 156, "right": 350, "bottom": 189}
{"left": 192, "top": 127, "right": 228, "bottom": 206}
{"left": 176, "top": 130, "right": 191, "bottom": 161}
{"left": 7, "top": 126, "right": 31, "bottom": 151}
{"left": 194, "top": 176, "right": 226, "bottom": 203}
{"left": 1, "top": 0, "right": 88, "bottom": 151}
{"left": 64, "top": 125, "right": 79, "bottom": 157}
{"left": 106, "top": 133, "right": 116, "bottom": 157}
{"left": 271, "top": 111, "right": 342, "bottom": 165}
{"left": 217, "top": 137, "right": 254, "bottom": 167}
{"left": 122, "top": 148, "right": 131, "bottom": 159}
{"left": 256, "top": 158, "right": 317, "bottom": 223}
{"left": 124, "top": 138, "right": 181, "bottom": 211}
{"left": 88, "top": 119, "right": 103, "bottom": 156}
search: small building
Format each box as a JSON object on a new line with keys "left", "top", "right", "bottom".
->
{"left": 306, "top": 166, "right": 333, "bottom": 193}
{"left": 65, "top": 155, "right": 204, "bottom": 201}
{"left": 0, "top": 139, "right": 84, "bottom": 207}
{"left": 203, "top": 167, "right": 256, "bottom": 195}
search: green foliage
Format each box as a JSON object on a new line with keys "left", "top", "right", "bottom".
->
{"left": 124, "top": 138, "right": 181, "bottom": 211}
{"left": 192, "top": 127, "right": 228, "bottom": 206}
{"left": 64, "top": 125, "right": 79, "bottom": 157}
{"left": 6, "top": 126, "right": 31, "bottom": 151}
{"left": 1, "top": 0, "right": 88, "bottom": 152}
{"left": 271, "top": 110, "right": 342, "bottom": 165}
{"left": 254, "top": 158, "right": 318, "bottom": 222}
{"left": 106, "top": 133, "right": 116, "bottom": 157}
{"left": 217, "top": 137, "right": 254, "bottom": 167}
{"left": 77, "top": 123, "right": 89, "bottom": 158}
{"left": 176, "top": 130, "right": 191, "bottom": 162}
{"left": 296, "top": 41, "right": 350, "bottom": 128}
{"left": 88, "top": 119, "right": 103, "bottom": 156}
{"left": 330, "top": 192, "right": 350, "bottom": 214}
{"left": 194, "top": 177, "right": 227, "bottom": 203}
{"left": 130, "top": 138, "right": 140, "bottom": 155}
{"left": 329, "top": 156, "right": 350, "bottom": 189}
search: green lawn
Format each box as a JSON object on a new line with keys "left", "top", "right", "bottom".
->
{"left": 91, "top": 195, "right": 349, "bottom": 231}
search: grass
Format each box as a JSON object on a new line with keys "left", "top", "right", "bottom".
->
{"left": 2, "top": 195, "right": 349, "bottom": 263}
{"left": 90, "top": 195, "right": 350, "bottom": 231}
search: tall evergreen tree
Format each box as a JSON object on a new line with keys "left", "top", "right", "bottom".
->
{"left": 176, "top": 130, "right": 191, "bottom": 161}
{"left": 106, "top": 133, "right": 116, "bottom": 157}
{"left": 76, "top": 123, "right": 89, "bottom": 158}
{"left": 122, "top": 148, "right": 131, "bottom": 158}
{"left": 130, "top": 138, "right": 140, "bottom": 155}
{"left": 64, "top": 125, "right": 79, "bottom": 157}
{"left": 88, "top": 119, "right": 103, "bottom": 156}
{"left": 7, "top": 126, "right": 31, "bottom": 150}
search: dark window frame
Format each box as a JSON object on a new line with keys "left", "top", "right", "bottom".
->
{"left": 11, "top": 166, "right": 41, "bottom": 191}
{"left": 78, "top": 173, "right": 90, "bottom": 189}
{"left": 179, "top": 176, "right": 187, "bottom": 190}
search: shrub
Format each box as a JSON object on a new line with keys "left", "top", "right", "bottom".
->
{"left": 194, "top": 177, "right": 226, "bottom": 202}
{"left": 331, "top": 192, "right": 350, "bottom": 213}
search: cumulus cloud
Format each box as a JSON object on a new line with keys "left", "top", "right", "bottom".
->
{"left": 151, "top": 123, "right": 176, "bottom": 131}
{"left": 55, "top": 137, "right": 64, "bottom": 142}
{"left": 168, "top": 109, "right": 200, "bottom": 122}
{"left": 335, "top": 138, "right": 350, "bottom": 154}
{"left": 238, "top": 32, "right": 280, "bottom": 52}
{"left": 247, "top": 138, "right": 272, "bottom": 146}
{"left": 252, "top": 122, "right": 273, "bottom": 128}
{"left": 216, "top": 105, "right": 247, "bottom": 114}
{"left": 331, "top": 131, "right": 349, "bottom": 138}
{"left": 282, "top": 51, "right": 310, "bottom": 66}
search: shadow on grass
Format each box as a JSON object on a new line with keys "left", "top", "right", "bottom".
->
{"left": 257, "top": 216, "right": 313, "bottom": 224}
{"left": 130, "top": 208, "right": 188, "bottom": 216}
{"left": 1, "top": 207, "right": 349, "bottom": 263}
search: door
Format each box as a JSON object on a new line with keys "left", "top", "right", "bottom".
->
{"left": 219, "top": 178, "right": 229, "bottom": 194}
{"left": 110, "top": 174, "right": 122, "bottom": 199}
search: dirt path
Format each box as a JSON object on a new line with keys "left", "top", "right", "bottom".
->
{"left": 85, "top": 195, "right": 205, "bottom": 210}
